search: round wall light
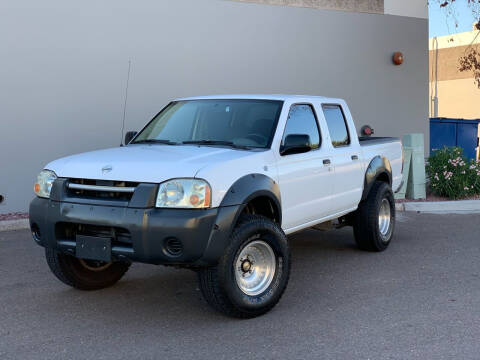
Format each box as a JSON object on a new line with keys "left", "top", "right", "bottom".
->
{"left": 393, "top": 52, "right": 404, "bottom": 65}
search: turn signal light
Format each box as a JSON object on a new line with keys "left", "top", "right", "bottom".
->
{"left": 204, "top": 185, "right": 211, "bottom": 207}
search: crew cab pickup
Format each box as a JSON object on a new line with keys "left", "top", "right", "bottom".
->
{"left": 30, "top": 95, "right": 403, "bottom": 318}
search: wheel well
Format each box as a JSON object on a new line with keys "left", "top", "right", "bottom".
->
{"left": 376, "top": 172, "right": 390, "bottom": 185}
{"left": 241, "top": 196, "right": 281, "bottom": 224}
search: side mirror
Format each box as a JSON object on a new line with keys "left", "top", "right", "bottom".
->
{"left": 280, "top": 134, "right": 312, "bottom": 156}
{"left": 124, "top": 131, "right": 137, "bottom": 145}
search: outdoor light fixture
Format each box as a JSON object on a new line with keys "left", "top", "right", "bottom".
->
{"left": 393, "top": 52, "right": 404, "bottom": 65}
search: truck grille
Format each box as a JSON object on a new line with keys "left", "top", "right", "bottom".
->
{"left": 66, "top": 178, "right": 139, "bottom": 201}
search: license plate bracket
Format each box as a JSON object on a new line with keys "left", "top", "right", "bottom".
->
{"left": 76, "top": 235, "right": 112, "bottom": 262}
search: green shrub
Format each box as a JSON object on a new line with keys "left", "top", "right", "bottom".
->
{"left": 426, "top": 146, "right": 480, "bottom": 199}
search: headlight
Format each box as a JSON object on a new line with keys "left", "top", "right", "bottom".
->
{"left": 156, "top": 179, "right": 211, "bottom": 208}
{"left": 34, "top": 170, "right": 57, "bottom": 198}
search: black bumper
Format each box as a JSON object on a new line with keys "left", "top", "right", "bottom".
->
{"left": 29, "top": 182, "right": 241, "bottom": 266}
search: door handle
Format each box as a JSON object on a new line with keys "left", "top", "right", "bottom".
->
{"left": 323, "top": 159, "right": 331, "bottom": 165}
{"left": 351, "top": 155, "right": 359, "bottom": 161}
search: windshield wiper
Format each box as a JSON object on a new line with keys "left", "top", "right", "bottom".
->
{"left": 182, "top": 140, "right": 252, "bottom": 150}
{"left": 132, "top": 139, "right": 178, "bottom": 145}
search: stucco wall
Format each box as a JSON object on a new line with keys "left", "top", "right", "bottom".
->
{"left": 230, "top": 0, "right": 429, "bottom": 18}
{"left": 227, "top": 0, "right": 383, "bottom": 13}
{"left": 429, "top": 45, "right": 475, "bottom": 82}
{"left": 0, "top": 0, "right": 428, "bottom": 213}
{"left": 430, "top": 79, "right": 480, "bottom": 119}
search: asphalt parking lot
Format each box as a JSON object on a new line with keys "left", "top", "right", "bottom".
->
{"left": 1, "top": 212, "right": 480, "bottom": 360}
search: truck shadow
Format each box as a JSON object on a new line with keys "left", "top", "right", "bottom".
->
{"left": 15, "top": 219, "right": 416, "bottom": 341}
{"left": 23, "top": 224, "right": 409, "bottom": 334}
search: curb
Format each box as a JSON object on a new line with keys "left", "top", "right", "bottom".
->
{"left": 395, "top": 203, "right": 405, "bottom": 212}
{"left": 0, "top": 219, "right": 29, "bottom": 232}
{"left": 400, "top": 199, "right": 480, "bottom": 214}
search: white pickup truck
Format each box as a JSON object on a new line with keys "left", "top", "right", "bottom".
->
{"left": 30, "top": 95, "right": 403, "bottom": 318}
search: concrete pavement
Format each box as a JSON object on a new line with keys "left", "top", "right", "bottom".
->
{"left": 1, "top": 212, "right": 479, "bottom": 360}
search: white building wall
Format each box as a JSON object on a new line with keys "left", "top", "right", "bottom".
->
{"left": 384, "top": 0, "right": 428, "bottom": 19}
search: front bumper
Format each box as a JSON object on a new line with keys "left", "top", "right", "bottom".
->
{"left": 29, "top": 179, "right": 240, "bottom": 266}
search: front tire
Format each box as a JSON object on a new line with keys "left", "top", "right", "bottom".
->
{"left": 353, "top": 181, "right": 395, "bottom": 252}
{"left": 45, "top": 248, "right": 130, "bottom": 290}
{"left": 198, "top": 215, "right": 290, "bottom": 318}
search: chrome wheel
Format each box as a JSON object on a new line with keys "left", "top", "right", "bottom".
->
{"left": 78, "top": 259, "right": 112, "bottom": 272}
{"left": 234, "top": 240, "right": 276, "bottom": 296}
{"left": 378, "top": 198, "right": 391, "bottom": 239}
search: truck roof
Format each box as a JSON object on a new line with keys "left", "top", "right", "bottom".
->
{"left": 176, "top": 94, "right": 344, "bottom": 103}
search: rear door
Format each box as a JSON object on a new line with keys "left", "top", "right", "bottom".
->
{"left": 320, "top": 104, "right": 364, "bottom": 213}
{"left": 275, "top": 103, "right": 334, "bottom": 231}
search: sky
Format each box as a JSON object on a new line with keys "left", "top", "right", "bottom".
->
{"left": 429, "top": 0, "right": 479, "bottom": 38}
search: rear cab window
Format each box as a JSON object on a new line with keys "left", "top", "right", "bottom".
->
{"left": 322, "top": 105, "right": 350, "bottom": 147}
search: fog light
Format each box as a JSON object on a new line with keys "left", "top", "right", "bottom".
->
{"left": 163, "top": 237, "right": 183, "bottom": 257}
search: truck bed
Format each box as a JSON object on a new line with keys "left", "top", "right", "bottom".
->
{"left": 358, "top": 136, "right": 403, "bottom": 193}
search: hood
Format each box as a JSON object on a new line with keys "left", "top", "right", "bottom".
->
{"left": 45, "top": 144, "right": 256, "bottom": 183}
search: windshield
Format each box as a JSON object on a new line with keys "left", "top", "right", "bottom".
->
{"left": 132, "top": 99, "right": 284, "bottom": 149}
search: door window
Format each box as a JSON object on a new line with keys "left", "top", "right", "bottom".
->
{"left": 281, "top": 104, "right": 320, "bottom": 152}
{"left": 323, "top": 105, "right": 350, "bottom": 147}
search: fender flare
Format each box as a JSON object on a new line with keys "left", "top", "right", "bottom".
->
{"left": 361, "top": 156, "right": 392, "bottom": 200}
{"left": 198, "top": 173, "right": 282, "bottom": 265}
{"left": 219, "top": 173, "right": 282, "bottom": 223}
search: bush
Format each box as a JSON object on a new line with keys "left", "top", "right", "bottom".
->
{"left": 426, "top": 146, "right": 480, "bottom": 199}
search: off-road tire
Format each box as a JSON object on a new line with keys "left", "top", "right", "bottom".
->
{"left": 353, "top": 181, "right": 395, "bottom": 252}
{"left": 45, "top": 248, "right": 130, "bottom": 290}
{"left": 198, "top": 215, "right": 290, "bottom": 318}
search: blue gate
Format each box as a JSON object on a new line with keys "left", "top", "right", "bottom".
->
{"left": 430, "top": 118, "right": 480, "bottom": 160}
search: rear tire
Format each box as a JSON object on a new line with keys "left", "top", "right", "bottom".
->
{"left": 45, "top": 248, "right": 130, "bottom": 290}
{"left": 353, "top": 181, "right": 395, "bottom": 252}
{"left": 198, "top": 215, "right": 290, "bottom": 318}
